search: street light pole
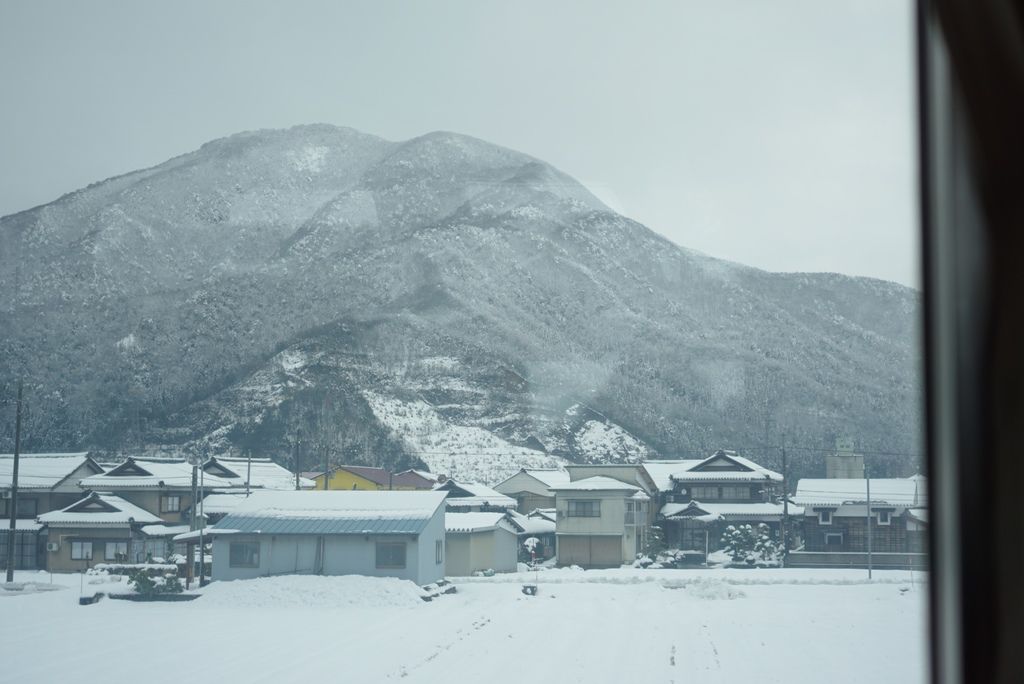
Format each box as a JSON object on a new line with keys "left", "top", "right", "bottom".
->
{"left": 5, "top": 381, "right": 24, "bottom": 583}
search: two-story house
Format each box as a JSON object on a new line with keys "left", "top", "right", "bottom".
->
{"left": 655, "top": 450, "right": 795, "bottom": 555}
{"left": 0, "top": 453, "right": 105, "bottom": 570}
{"left": 550, "top": 473, "right": 652, "bottom": 568}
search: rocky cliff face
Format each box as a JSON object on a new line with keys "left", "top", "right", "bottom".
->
{"left": 0, "top": 124, "right": 921, "bottom": 483}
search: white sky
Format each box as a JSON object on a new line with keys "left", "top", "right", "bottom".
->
{"left": 0, "top": 1, "right": 918, "bottom": 286}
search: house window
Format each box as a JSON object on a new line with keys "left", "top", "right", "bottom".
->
{"left": 877, "top": 510, "right": 892, "bottom": 526}
{"left": 818, "top": 510, "right": 833, "bottom": 525}
{"left": 567, "top": 500, "right": 601, "bottom": 517}
{"left": 160, "top": 495, "right": 181, "bottom": 513}
{"left": 70, "top": 541, "right": 92, "bottom": 560}
{"left": 376, "top": 541, "right": 407, "bottom": 569}
{"left": 691, "top": 486, "right": 719, "bottom": 500}
{"left": 0, "top": 499, "right": 5, "bottom": 516}
{"left": 13, "top": 498, "right": 37, "bottom": 518}
{"left": 824, "top": 533, "right": 844, "bottom": 548}
{"left": 229, "top": 542, "right": 260, "bottom": 568}
{"left": 105, "top": 541, "right": 128, "bottom": 561}
{"left": 435, "top": 540, "right": 443, "bottom": 564}
{"left": 721, "top": 486, "right": 749, "bottom": 500}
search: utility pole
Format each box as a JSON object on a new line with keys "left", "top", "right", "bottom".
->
{"left": 865, "top": 463, "right": 873, "bottom": 580}
{"left": 245, "top": 449, "right": 252, "bottom": 498}
{"left": 186, "top": 460, "right": 197, "bottom": 589}
{"left": 294, "top": 437, "right": 301, "bottom": 491}
{"left": 780, "top": 436, "right": 789, "bottom": 566}
{"left": 5, "top": 381, "right": 24, "bottom": 583}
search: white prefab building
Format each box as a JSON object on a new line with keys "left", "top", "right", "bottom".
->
{"left": 206, "top": 490, "right": 448, "bottom": 585}
{"left": 444, "top": 512, "right": 519, "bottom": 576}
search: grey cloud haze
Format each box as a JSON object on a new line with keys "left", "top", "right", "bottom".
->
{"left": 0, "top": 0, "right": 917, "bottom": 285}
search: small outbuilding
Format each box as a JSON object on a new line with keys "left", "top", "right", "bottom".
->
{"left": 205, "top": 490, "right": 448, "bottom": 585}
{"left": 444, "top": 512, "right": 519, "bottom": 576}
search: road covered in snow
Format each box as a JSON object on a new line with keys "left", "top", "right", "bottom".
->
{"left": 2, "top": 567, "right": 927, "bottom": 684}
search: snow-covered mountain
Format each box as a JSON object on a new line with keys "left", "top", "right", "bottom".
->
{"left": 0, "top": 124, "right": 920, "bottom": 483}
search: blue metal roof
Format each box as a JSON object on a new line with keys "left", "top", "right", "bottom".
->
{"left": 216, "top": 514, "right": 431, "bottom": 536}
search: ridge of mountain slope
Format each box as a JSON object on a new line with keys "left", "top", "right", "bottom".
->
{"left": 0, "top": 124, "right": 920, "bottom": 483}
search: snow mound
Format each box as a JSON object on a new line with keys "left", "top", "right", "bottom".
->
{"left": 683, "top": 577, "right": 745, "bottom": 600}
{"left": 196, "top": 575, "right": 427, "bottom": 609}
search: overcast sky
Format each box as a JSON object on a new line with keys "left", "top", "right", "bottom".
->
{"left": 0, "top": 1, "right": 917, "bottom": 286}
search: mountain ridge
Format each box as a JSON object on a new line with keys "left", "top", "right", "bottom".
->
{"left": 0, "top": 124, "right": 921, "bottom": 484}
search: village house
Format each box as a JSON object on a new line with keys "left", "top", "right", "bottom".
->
{"left": 493, "top": 468, "right": 570, "bottom": 512}
{"left": 550, "top": 473, "right": 652, "bottom": 568}
{"left": 653, "top": 450, "right": 794, "bottom": 557}
{"left": 444, "top": 511, "right": 519, "bottom": 576}
{"left": 0, "top": 453, "right": 105, "bottom": 570}
{"left": 37, "top": 491, "right": 163, "bottom": 572}
{"left": 307, "top": 464, "right": 434, "bottom": 491}
{"left": 789, "top": 475, "right": 927, "bottom": 568}
{"left": 78, "top": 456, "right": 313, "bottom": 526}
{"left": 196, "top": 490, "right": 448, "bottom": 585}
{"left": 434, "top": 477, "right": 516, "bottom": 512}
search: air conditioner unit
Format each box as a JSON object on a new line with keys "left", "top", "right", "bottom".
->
{"left": 46, "top": 542, "right": 60, "bottom": 552}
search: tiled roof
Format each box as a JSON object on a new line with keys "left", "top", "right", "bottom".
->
{"left": 549, "top": 476, "right": 639, "bottom": 492}
{"left": 793, "top": 477, "right": 927, "bottom": 507}
{"left": 38, "top": 492, "right": 162, "bottom": 527}
{"left": 0, "top": 453, "right": 100, "bottom": 490}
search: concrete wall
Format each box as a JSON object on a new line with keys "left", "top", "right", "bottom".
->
{"left": 445, "top": 526, "right": 518, "bottom": 576}
{"left": 555, "top": 491, "right": 628, "bottom": 536}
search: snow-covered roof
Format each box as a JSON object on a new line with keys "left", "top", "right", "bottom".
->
{"left": 793, "top": 477, "right": 927, "bottom": 507}
{"left": 0, "top": 453, "right": 101, "bottom": 491}
{"left": 906, "top": 508, "right": 928, "bottom": 524}
{"left": 520, "top": 469, "right": 570, "bottom": 488}
{"left": 79, "top": 457, "right": 313, "bottom": 491}
{"left": 528, "top": 508, "right": 557, "bottom": 523}
{"left": 435, "top": 479, "right": 516, "bottom": 509}
{"left": 211, "top": 490, "right": 447, "bottom": 536}
{"left": 660, "top": 501, "right": 800, "bottom": 520}
{"left": 7, "top": 519, "right": 43, "bottom": 532}
{"left": 669, "top": 451, "right": 782, "bottom": 484}
{"left": 200, "top": 493, "right": 248, "bottom": 515}
{"left": 445, "top": 511, "right": 514, "bottom": 533}
{"left": 38, "top": 492, "right": 162, "bottom": 527}
{"left": 506, "top": 510, "right": 556, "bottom": 535}
{"left": 641, "top": 461, "right": 703, "bottom": 492}
{"left": 140, "top": 524, "right": 191, "bottom": 537}
{"left": 549, "top": 476, "right": 639, "bottom": 492}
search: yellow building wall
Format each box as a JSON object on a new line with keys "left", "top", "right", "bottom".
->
{"left": 315, "top": 469, "right": 420, "bottom": 491}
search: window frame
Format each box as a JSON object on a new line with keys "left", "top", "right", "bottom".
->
{"left": 104, "top": 541, "right": 128, "bottom": 561}
{"left": 229, "top": 541, "right": 260, "bottom": 568}
{"left": 877, "top": 510, "right": 892, "bottom": 526}
{"left": 376, "top": 541, "right": 407, "bottom": 569}
{"left": 160, "top": 495, "right": 181, "bottom": 513}
{"left": 70, "top": 540, "right": 92, "bottom": 560}
{"left": 818, "top": 510, "right": 833, "bottom": 525}
{"left": 435, "top": 539, "right": 443, "bottom": 564}
{"left": 566, "top": 499, "right": 601, "bottom": 518}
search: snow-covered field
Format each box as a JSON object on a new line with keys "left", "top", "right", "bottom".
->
{"left": 2, "top": 568, "right": 928, "bottom": 684}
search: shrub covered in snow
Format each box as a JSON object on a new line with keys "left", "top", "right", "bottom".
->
{"left": 720, "top": 524, "right": 783, "bottom": 567}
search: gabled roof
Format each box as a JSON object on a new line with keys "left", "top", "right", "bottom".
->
{"left": 520, "top": 468, "right": 570, "bottom": 488}
{"left": 79, "top": 457, "right": 313, "bottom": 491}
{"left": 38, "top": 492, "right": 162, "bottom": 527}
{"left": 214, "top": 490, "right": 447, "bottom": 535}
{"left": 549, "top": 476, "right": 640, "bottom": 492}
{"left": 393, "top": 469, "right": 439, "bottom": 489}
{"left": 669, "top": 450, "right": 782, "bottom": 484}
{"left": 445, "top": 511, "right": 515, "bottom": 533}
{"left": 660, "top": 500, "right": 801, "bottom": 520}
{"left": 434, "top": 479, "right": 516, "bottom": 508}
{"left": 0, "top": 453, "right": 103, "bottom": 491}
{"left": 641, "top": 460, "right": 704, "bottom": 492}
{"left": 793, "top": 477, "right": 927, "bottom": 507}
{"left": 528, "top": 508, "right": 557, "bottom": 523}
{"left": 506, "top": 510, "right": 556, "bottom": 535}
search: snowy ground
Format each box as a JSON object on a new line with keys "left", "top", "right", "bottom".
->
{"left": 2, "top": 568, "right": 928, "bottom": 684}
